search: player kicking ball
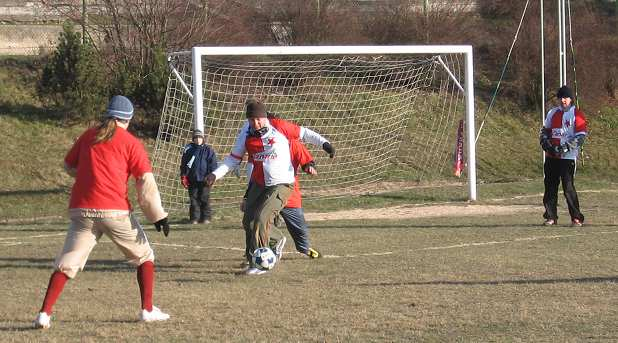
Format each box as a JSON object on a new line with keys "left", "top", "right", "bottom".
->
{"left": 244, "top": 135, "right": 334, "bottom": 260}
{"left": 243, "top": 138, "right": 325, "bottom": 262}
{"left": 207, "top": 98, "right": 329, "bottom": 274}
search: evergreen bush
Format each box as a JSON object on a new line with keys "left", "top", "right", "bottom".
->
{"left": 38, "top": 22, "right": 107, "bottom": 121}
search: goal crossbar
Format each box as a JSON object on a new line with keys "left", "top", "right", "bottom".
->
{"left": 187, "top": 45, "right": 477, "bottom": 201}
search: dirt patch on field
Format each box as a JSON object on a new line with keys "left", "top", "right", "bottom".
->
{"left": 305, "top": 204, "right": 543, "bottom": 221}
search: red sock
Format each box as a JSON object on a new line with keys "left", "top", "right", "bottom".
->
{"left": 40, "top": 271, "right": 69, "bottom": 315}
{"left": 137, "top": 261, "right": 154, "bottom": 311}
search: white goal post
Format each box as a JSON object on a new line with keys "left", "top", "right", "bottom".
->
{"left": 154, "top": 45, "right": 477, "bottom": 213}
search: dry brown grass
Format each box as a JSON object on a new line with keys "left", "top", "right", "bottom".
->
{"left": 1, "top": 189, "right": 618, "bottom": 342}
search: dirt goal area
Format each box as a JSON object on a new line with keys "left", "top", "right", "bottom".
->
{"left": 305, "top": 204, "right": 543, "bottom": 221}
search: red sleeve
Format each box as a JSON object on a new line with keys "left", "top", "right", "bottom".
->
{"left": 64, "top": 129, "right": 90, "bottom": 168}
{"left": 574, "top": 109, "right": 587, "bottom": 134}
{"left": 289, "top": 140, "right": 313, "bottom": 168}
{"left": 270, "top": 118, "right": 300, "bottom": 141}
{"left": 128, "top": 137, "right": 152, "bottom": 179}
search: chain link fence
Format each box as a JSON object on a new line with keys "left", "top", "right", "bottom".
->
{"left": 0, "top": 23, "right": 62, "bottom": 55}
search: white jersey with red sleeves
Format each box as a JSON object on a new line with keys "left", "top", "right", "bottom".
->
{"left": 212, "top": 118, "right": 301, "bottom": 186}
{"left": 543, "top": 105, "right": 587, "bottom": 160}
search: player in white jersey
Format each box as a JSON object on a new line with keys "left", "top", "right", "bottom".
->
{"left": 206, "top": 98, "right": 302, "bottom": 274}
{"left": 240, "top": 112, "right": 334, "bottom": 259}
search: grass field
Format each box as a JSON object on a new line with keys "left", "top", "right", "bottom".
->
{"left": 2, "top": 56, "right": 618, "bottom": 342}
{"left": 1, "top": 183, "right": 618, "bottom": 342}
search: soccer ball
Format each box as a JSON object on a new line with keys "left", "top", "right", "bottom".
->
{"left": 252, "top": 247, "right": 277, "bottom": 270}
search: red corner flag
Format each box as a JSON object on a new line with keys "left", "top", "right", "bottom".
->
{"left": 453, "top": 119, "right": 465, "bottom": 177}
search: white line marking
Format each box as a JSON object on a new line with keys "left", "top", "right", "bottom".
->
{"left": 321, "top": 230, "right": 618, "bottom": 258}
{"left": 0, "top": 233, "right": 65, "bottom": 241}
{"left": 5, "top": 230, "right": 618, "bottom": 261}
{"left": 152, "top": 242, "right": 244, "bottom": 252}
{"left": 0, "top": 242, "right": 24, "bottom": 246}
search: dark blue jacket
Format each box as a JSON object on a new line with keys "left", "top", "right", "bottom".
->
{"left": 180, "top": 143, "right": 218, "bottom": 183}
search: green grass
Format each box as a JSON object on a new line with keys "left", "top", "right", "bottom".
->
{"left": 1, "top": 187, "right": 618, "bottom": 341}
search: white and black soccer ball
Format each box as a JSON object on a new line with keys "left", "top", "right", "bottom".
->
{"left": 252, "top": 247, "right": 277, "bottom": 270}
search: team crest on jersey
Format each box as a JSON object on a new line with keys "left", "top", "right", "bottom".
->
{"left": 267, "top": 137, "right": 276, "bottom": 145}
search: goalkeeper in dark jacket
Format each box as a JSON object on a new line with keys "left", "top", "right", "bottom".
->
{"left": 539, "top": 85, "right": 587, "bottom": 227}
{"left": 180, "top": 130, "right": 218, "bottom": 224}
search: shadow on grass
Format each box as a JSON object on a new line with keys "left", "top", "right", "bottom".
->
{"left": 0, "top": 257, "right": 189, "bottom": 273}
{"left": 356, "top": 275, "right": 618, "bottom": 287}
{"left": 0, "top": 257, "right": 244, "bottom": 277}
{"left": 0, "top": 319, "right": 141, "bottom": 332}
{"left": 0, "top": 325, "right": 40, "bottom": 332}
{"left": 0, "top": 188, "right": 68, "bottom": 196}
{"left": 0, "top": 103, "right": 64, "bottom": 123}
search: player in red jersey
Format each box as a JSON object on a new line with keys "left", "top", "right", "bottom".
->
{"left": 34, "top": 96, "right": 171, "bottom": 329}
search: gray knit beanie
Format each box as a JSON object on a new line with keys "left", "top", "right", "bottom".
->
{"left": 106, "top": 95, "right": 134, "bottom": 120}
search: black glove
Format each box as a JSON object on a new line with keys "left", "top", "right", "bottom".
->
{"left": 154, "top": 217, "right": 170, "bottom": 237}
{"left": 540, "top": 138, "right": 553, "bottom": 153}
{"left": 539, "top": 129, "right": 553, "bottom": 153}
{"left": 302, "top": 161, "right": 316, "bottom": 173}
{"left": 322, "top": 142, "right": 335, "bottom": 158}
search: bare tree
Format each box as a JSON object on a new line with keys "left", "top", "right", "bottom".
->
{"left": 362, "top": 0, "right": 478, "bottom": 45}
{"left": 249, "top": 0, "right": 366, "bottom": 45}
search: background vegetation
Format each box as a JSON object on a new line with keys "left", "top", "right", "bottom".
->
{"left": 1, "top": 2, "right": 617, "bottom": 340}
{"left": 19, "top": 0, "right": 618, "bottom": 135}
{"left": 1, "top": 1, "right": 617, "bottom": 222}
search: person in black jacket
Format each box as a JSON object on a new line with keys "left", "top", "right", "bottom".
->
{"left": 180, "top": 129, "right": 218, "bottom": 224}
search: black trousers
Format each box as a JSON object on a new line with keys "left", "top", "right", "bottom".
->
{"left": 543, "top": 158, "right": 584, "bottom": 223}
{"left": 188, "top": 182, "right": 211, "bottom": 222}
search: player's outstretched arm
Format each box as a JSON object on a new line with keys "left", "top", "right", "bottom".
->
{"left": 135, "top": 172, "right": 170, "bottom": 237}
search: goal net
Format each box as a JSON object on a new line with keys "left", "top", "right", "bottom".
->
{"left": 152, "top": 46, "right": 476, "bottom": 213}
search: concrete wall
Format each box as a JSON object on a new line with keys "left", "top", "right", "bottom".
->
{"left": 0, "top": 1, "right": 62, "bottom": 22}
{"left": 0, "top": 1, "right": 63, "bottom": 55}
{"left": 0, "top": 24, "right": 61, "bottom": 55}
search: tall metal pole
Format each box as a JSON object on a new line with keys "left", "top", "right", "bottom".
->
{"left": 464, "top": 47, "right": 477, "bottom": 201}
{"left": 423, "top": 0, "right": 429, "bottom": 42}
{"left": 82, "top": 0, "right": 87, "bottom": 44}
{"left": 558, "top": 0, "right": 567, "bottom": 86}
{"left": 192, "top": 47, "right": 204, "bottom": 132}
{"left": 541, "top": 0, "right": 546, "bottom": 165}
